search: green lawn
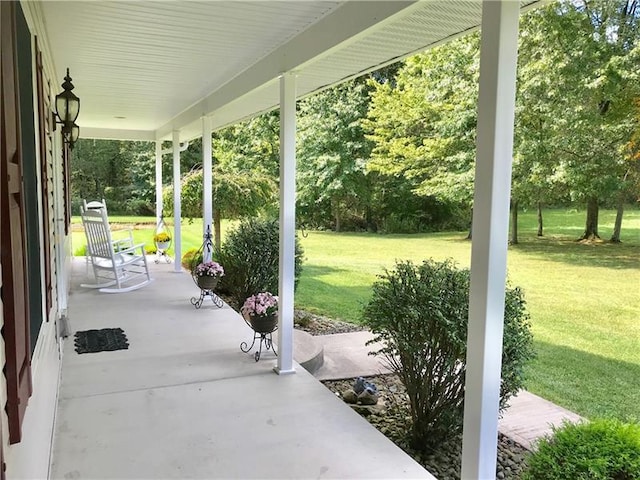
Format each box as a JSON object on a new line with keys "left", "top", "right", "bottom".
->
{"left": 70, "top": 217, "right": 234, "bottom": 256}
{"left": 296, "top": 208, "right": 640, "bottom": 422}
{"left": 72, "top": 209, "right": 640, "bottom": 421}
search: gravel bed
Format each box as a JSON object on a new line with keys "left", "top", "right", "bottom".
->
{"left": 294, "top": 309, "right": 366, "bottom": 335}
{"left": 322, "top": 375, "right": 530, "bottom": 480}
{"left": 217, "top": 301, "right": 365, "bottom": 335}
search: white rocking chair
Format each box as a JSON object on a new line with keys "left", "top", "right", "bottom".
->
{"left": 82, "top": 199, "right": 134, "bottom": 252}
{"left": 80, "top": 206, "right": 152, "bottom": 293}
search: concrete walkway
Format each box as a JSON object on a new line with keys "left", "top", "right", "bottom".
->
{"left": 304, "top": 331, "right": 583, "bottom": 450}
{"left": 51, "top": 259, "right": 433, "bottom": 479}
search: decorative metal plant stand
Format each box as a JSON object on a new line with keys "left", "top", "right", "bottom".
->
{"left": 154, "top": 216, "right": 172, "bottom": 264}
{"left": 189, "top": 226, "right": 223, "bottom": 309}
{"left": 241, "top": 315, "right": 278, "bottom": 362}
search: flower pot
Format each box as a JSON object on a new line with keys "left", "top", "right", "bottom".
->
{"left": 197, "top": 275, "right": 219, "bottom": 290}
{"left": 156, "top": 241, "right": 170, "bottom": 251}
{"left": 249, "top": 314, "right": 278, "bottom": 334}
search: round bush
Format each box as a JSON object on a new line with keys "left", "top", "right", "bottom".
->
{"left": 523, "top": 419, "right": 640, "bottom": 480}
{"left": 215, "top": 218, "right": 304, "bottom": 309}
{"left": 181, "top": 248, "right": 202, "bottom": 271}
{"left": 361, "top": 259, "right": 535, "bottom": 450}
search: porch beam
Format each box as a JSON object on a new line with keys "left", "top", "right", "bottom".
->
{"left": 275, "top": 72, "right": 297, "bottom": 376}
{"left": 202, "top": 116, "right": 213, "bottom": 261}
{"left": 172, "top": 130, "right": 182, "bottom": 273}
{"left": 461, "top": 1, "right": 520, "bottom": 478}
{"left": 80, "top": 127, "right": 155, "bottom": 142}
{"left": 154, "top": 1, "right": 416, "bottom": 140}
{"left": 155, "top": 140, "right": 163, "bottom": 223}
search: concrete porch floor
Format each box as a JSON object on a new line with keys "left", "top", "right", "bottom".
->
{"left": 50, "top": 258, "right": 433, "bottom": 479}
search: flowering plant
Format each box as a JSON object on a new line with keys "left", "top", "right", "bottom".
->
{"left": 153, "top": 232, "right": 171, "bottom": 243}
{"left": 241, "top": 292, "right": 278, "bottom": 318}
{"left": 194, "top": 261, "right": 224, "bottom": 278}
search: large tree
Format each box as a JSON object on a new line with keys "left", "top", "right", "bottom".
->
{"left": 612, "top": 95, "right": 640, "bottom": 241}
{"left": 164, "top": 112, "right": 279, "bottom": 249}
{"left": 72, "top": 139, "right": 155, "bottom": 215}
{"left": 536, "top": 1, "right": 640, "bottom": 241}
{"left": 365, "top": 34, "right": 480, "bottom": 233}
{"left": 512, "top": 7, "right": 573, "bottom": 243}
{"left": 297, "top": 79, "right": 374, "bottom": 231}
{"left": 163, "top": 166, "right": 276, "bottom": 250}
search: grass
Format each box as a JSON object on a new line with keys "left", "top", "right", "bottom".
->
{"left": 70, "top": 217, "right": 234, "bottom": 256}
{"left": 296, "top": 208, "right": 640, "bottom": 422}
{"left": 71, "top": 208, "right": 640, "bottom": 421}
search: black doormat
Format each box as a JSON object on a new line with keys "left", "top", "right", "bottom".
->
{"left": 74, "top": 328, "right": 129, "bottom": 354}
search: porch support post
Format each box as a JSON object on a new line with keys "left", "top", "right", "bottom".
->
{"left": 172, "top": 130, "right": 182, "bottom": 273}
{"left": 461, "top": 1, "right": 520, "bottom": 479}
{"left": 275, "top": 72, "right": 296, "bottom": 375}
{"left": 202, "top": 116, "right": 213, "bottom": 262}
{"left": 155, "top": 140, "right": 163, "bottom": 223}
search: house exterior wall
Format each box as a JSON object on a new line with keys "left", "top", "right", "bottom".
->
{"left": 0, "top": 309, "right": 8, "bottom": 472}
{"left": 1, "top": 1, "right": 67, "bottom": 477}
{"left": 5, "top": 322, "right": 60, "bottom": 479}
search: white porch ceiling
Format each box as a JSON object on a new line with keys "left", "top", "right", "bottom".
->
{"left": 38, "top": 0, "right": 540, "bottom": 142}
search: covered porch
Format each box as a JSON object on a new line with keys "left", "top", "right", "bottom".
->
{"left": 4, "top": 1, "right": 545, "bottom": 478}
{"left": 52, "top": 258, "right": 432, "bottom": 479}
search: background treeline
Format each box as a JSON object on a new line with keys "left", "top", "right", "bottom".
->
{"left": 72, "top": 1, "right": 640, "bottom": 242}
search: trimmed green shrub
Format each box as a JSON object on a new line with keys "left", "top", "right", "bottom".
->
{"left": 181, "top": 248, "right": 202, "bottom": 271}
{"left": 523, "top": 419, "right": 640, "bottom": 480}
{"left": 362, "top": 259, "right": 535, "bottom": 450}
{"left": 215, "top": 219, "right": 304, "bottom": 309}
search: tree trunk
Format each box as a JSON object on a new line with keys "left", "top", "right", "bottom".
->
{"left": 331, "top": 198, "right": 341, "bottom": 232}
{"left": 213, "top": 208, "right": 222, "bottom": 251}
{"left": 466, "top": 208, "right": 473, "bottom": 240}
{"left": 510, "top": 199, "right": 518, "bottom": 245}
{"left": 579, "top": 197, "right": 600, "bottom": 241}
{"left": 537, "top": 201, "right": 543, "bottom": 237}
{"left": 365, "top": 206, "right": 376, "bottom": 232}
{"left": 610, "top": 200, "right": 624, "bottom": 243}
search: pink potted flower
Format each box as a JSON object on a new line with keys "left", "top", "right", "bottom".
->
{"left": 194, "top": 261, "right": 224, "bottom": 290}
{"left": 241, "top": 292, "right": 278, "bottom": 333}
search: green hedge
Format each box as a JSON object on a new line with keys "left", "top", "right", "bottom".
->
{"left": 214, "top": 219, "right": 304, "bottom": 309}
{"left": 524, "top": 419, "right": 640, "bottom": 480}
{"left": 362, "top": 259, "right": 535, "bottom": 450}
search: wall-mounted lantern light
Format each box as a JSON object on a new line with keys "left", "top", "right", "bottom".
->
{"left": 53, "top": 68, "right": 80, "bottom": 150}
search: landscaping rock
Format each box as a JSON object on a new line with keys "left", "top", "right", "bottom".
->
{"left": 358, "top": 389, "right": 379, "bottom": 405}
{"left": 341, "top": 390, "right": 358, "bottom": 404}
{"left": 351, "top": 404, "right": 386, "bottom": 416}
{"left": 294, "top": 309, "right": 366, "bottom": 335}
{"left": 323, "top": 374, "right": 530, "bottom": 480}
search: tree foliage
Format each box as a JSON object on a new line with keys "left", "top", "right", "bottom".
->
{"left": 526, "top": 1, "right": 640, "bottom": 239}
{"left": 72, "top": 1, "right": 639, "bottom": 243}
{"left": 215, "top": 219, "right": 304, "bottom": 309}
{"left": 297, "top": 79, "right": 374, "bottom": 230}
{"left": 365, "top": 34, "right": 480, "bottom": 212}
{"left": 162, "top": 111, "right": 279, "bottom": 247}
{"left": 71, "top": 139, "right": 155, "bottom": 215}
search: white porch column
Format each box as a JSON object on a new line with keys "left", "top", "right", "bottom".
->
{"left": 172, "top": 130, "right": 182, "bottom": 273}
{"left": 155, "top": 140, "right": 163, "bottom": 223}
{"left": 202, "top": 116, "right": 213, "bottom": 261}
{"left": 461, "top": 2, "right": 520, "bottom": 479}
{"left": 275, "top": 72, "right": 297, "bottom": 375}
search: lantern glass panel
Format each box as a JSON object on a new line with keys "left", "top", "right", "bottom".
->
{"left": 70, "top": 123, "right": 80, "bottom": 143}
{"left": 68, "top": 95, "right": 80, "bottom": 122}
{"left": 55, "top": 94, "right": 68, "bottom": 123}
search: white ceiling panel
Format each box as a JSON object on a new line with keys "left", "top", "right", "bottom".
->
{"left": 36, "top": 0, "right": 541, "bottom": 140}
{"left": 41, "top": 1, "right": 342, "bottom": 131}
